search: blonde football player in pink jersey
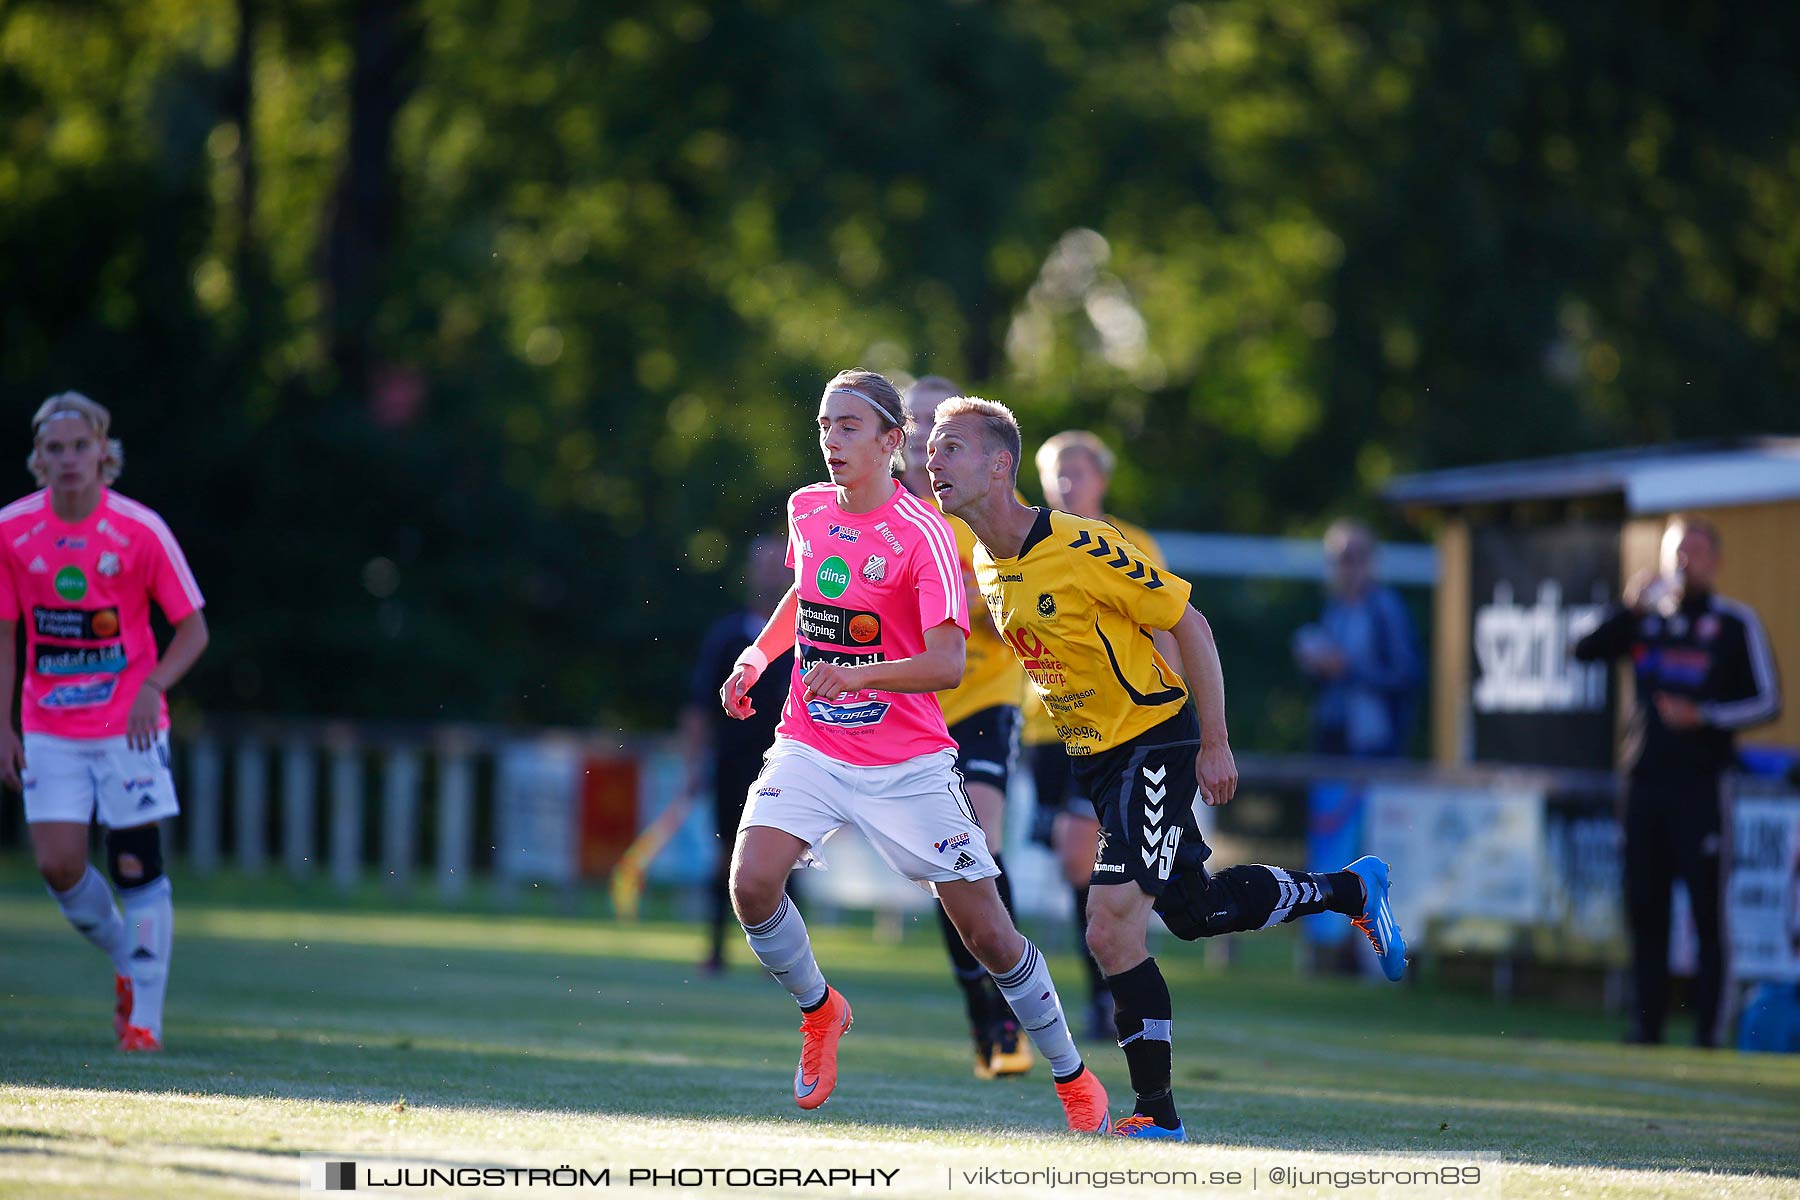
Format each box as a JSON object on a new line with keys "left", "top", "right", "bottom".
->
{"left": 0, "top": 393, "right": 209, "bottom": 1052}
{"left": 716, "top": 369, "right": 1109, "bottom": 1132}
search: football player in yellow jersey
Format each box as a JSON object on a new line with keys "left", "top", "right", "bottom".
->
{"left": 1025, "top": 430, "right": 1180, "bottom": 1042}
{"left": 928, "top": 397, "right": 1407, "bottom": 1141}
{"left": 900, "top": 376, "right": 1034, "bottom": 1079}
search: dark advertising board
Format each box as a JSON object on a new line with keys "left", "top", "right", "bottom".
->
{"left": 1469, "top": 524, "right": 1620, "bottom": 769}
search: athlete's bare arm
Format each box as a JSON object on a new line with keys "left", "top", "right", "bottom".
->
{"left": 800, "top": 619, "right": 964, "bottom": 702}
{"left": 1151, "top": 629, "right": 1184, "bottom": 684}
{"left": 719, "top": 584, "right": 800, "bottom": 719}
{"left": 128, "top": 609, "right": 209, "bottom": 752}
{"left": 1166, "top": 605, "right": 1237, "bottom": 807}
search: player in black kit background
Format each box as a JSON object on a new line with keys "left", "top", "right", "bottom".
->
{"left": 681, "top": 537, "right": 795, "bottom": 972}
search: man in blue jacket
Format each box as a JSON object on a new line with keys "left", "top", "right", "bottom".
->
{"left": 1294, "top": 520, "right": 1421, "bottom": 758}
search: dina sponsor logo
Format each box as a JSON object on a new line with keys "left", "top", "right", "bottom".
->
{"left": 34, "top": 643, "right": 127, "bottom": 677}
{"left": 1472, "top": 580, "right": 1609, "bottom": 714}
{"left": 815, "top": 555, "right": 851, "bottom": 599}
{"left": 54, "top": 565, "right": 87, "bottom": 600}
{"left": 39, "top": 679, "right": 117, "bottom": 708}
{"left": 933, "top": 832, "right": 972, "bottom": 855}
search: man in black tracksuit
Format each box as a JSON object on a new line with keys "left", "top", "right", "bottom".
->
{"left": 1573, "top": 518, "right": 1781, "bottom": 1046}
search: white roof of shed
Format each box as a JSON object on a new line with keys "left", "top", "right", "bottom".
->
{"left": 1384, "top": 438, "right": 1800, "bottom": 513}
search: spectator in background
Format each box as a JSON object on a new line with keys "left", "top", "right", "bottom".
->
{"left": 1293, "top": 519, "right": 1420, "bottom": 758}
{"left": 1573, "top": 516, "right": 1781, "bottom": 1047}
{"left": 681, "top": 536, "right": 793, "bottom": 973}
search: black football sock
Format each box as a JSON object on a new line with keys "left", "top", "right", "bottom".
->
{"left": 1324, "top": 870, "right": 1365, "bottom": 916}
{"left": 990, "top": 857, "right": 1023, "bottom": 1028}
{"left": 1211, "top": 864, "right": 1343, "bottom": 926}
{"left": 1108, "top": 957, "right": 1179, "bottom": 1128}
{"left": 937, "top": 903, "right": 1000, "bottom": 1035}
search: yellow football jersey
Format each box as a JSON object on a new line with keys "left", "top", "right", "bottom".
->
{"left": 937, "top": 513, "right": 1027, "bottom": 726}
{"left": 979, "top": 509, "right": 1191, "bottom": 757}
{"left": 1019, "top": 513, "right": 1168, "bottom": 746}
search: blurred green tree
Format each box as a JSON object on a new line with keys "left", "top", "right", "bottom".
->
{"left": 0, "top": 0, "right": 1794, "bottom": 746}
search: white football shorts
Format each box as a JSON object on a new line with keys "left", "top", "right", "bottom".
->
{"left": 741, "top": 737, "right": 999, "bottom": 886}
{"left": 21, "top": 730, "right": 180, "bottom": 828}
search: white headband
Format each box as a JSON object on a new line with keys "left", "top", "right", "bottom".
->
{"left": 827, "top": 387, "right": 902, "bottom": 428}
{"left": 38, "top": 410, "right": 93, "bottom": 427}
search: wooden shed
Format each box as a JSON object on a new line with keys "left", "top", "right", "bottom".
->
{"left": 1385, "top": 439, "right": 1800, "bottom": 770}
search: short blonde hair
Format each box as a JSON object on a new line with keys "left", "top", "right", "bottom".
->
{"left": 934, "top": 396, "right": 1022, "bottom": 478}
{"left": 1034, "top": 430, "right": 1115, "bottom": 483}
{"left": 29, "top": 392, "right": 123, "bottom": 486}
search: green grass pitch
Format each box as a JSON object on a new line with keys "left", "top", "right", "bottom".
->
{"left": 1, "top": 874, "right": 1797, "bottom": 1198}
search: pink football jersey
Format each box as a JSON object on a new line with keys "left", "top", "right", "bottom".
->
{"left": 0, "top": 489, "right": 205, "bottom": 738}
{"left": 775, "top": 480, "right": 970, "bottom": 766}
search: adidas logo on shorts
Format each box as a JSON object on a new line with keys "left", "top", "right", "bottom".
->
{"left": 953, "top": 851, "right": 977, "bottom": 871}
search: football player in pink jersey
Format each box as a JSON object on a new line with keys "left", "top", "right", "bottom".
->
{"left": 716, "top": 369, "right": 1109, "bottom": 1132}
{"left": 0, "top": 393, "right": 209, "bottom": 1052}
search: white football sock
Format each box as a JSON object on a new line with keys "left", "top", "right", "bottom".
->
{"left": 50, "top": 865, "right": 132, "bottom": 974}
{"left": 991, "top": 940, "right": 1082, "bottom": 1077}
{"left": 742, "top": 894, "right": 827, "bottom": 1009}
{"left": 120, "top": 876, "right": 173, "bottom": 1038}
